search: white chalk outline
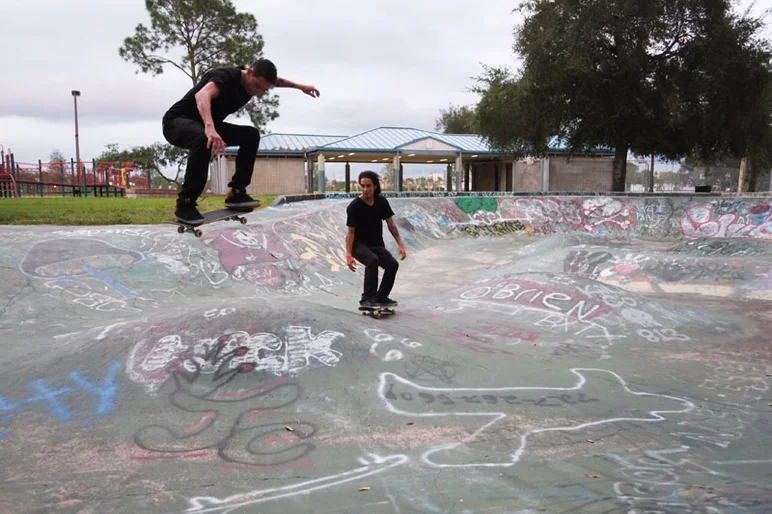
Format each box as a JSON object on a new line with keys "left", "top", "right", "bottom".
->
{"left": 377, "top": 368, "right": 695, "bottom": 468}
{"left": 175, "top": 453, "right": 408, "bottom": 513}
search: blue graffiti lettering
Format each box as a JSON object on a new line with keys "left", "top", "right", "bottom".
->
{"left": 70, "top": 362, "right": 122, "bottom": 416}
{"left": 0, "top": 363, "right": 122, "bottom": 436}
{"left": 0, "top": 382, "right": 73, "bottom": 421}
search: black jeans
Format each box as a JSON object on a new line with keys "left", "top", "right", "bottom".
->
{"left": 351, "top": 243, "right": 399, "bottom": 301}
{"left": 162, "top": 117, "right": 260, "bottom": 203}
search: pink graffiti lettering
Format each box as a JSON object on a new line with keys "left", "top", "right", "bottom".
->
{"left": 681, "top": 204, "right": 772, "bottom": 240}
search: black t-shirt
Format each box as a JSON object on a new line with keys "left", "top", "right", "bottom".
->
{"left": 163, "top": 66, "right": 251, "bottom": 124}
{"left": 346, "top": 195, "right": 395, "bottom": 247}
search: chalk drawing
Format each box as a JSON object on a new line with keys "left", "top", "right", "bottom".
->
{"left": 608, "top": 446, "right": 734, "bottom": 513}
{"left": 177, "top": 453, "right": 408, "bottom": 513}
{"left": 127, "top": 327, "right": 346, "bottom": 394}
{"left": 377, "top": 368, "right": 694, "bottom": 468}
{"left": 437, "top": 298, "right": 625, "bottom": 348}
{"left": 364, "top": 328, "right": 422, "bottom": 362}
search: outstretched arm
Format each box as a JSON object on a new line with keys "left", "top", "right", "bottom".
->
{"left": 386, "top": 218, "right": 407, "bottom": 260}
{"left": 276, "top": 77, "right": 320, "bottom": 98}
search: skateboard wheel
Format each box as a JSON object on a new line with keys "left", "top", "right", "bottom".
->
{"left": 177, "top": 226, "right": 184, "bottom": 234}
{"left": 194, "top": 230, "right": 203, "bottom": 237}
{"left": 240, "top": 217, "right": 247, "bottom": 225}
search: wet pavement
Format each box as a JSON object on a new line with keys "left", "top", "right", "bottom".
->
{"left": 0, "top": 194, "right": 770, "bottom": 513}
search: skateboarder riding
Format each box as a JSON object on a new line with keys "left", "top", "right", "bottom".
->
{"left": 162, "top": 58, "right": 320, "bottom": 224}
{"left": 345, "top": 171, "right": 407, "bottom": 308}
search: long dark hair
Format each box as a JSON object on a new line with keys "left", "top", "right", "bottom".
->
{"left": 358, "top": 170, "right": 381, "bottom": 196}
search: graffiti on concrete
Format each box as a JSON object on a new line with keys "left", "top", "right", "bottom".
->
{"left": 179, "top": 453, "right": 408, "bottom": 512}
{"left": 206, "top": 227, "right": 292, "bottom": 288}
{"left": 458, "top": 277, "right": 612, "bottom": 322}
{"left": 0, "top": 363, "right": 121, "bottom": 436}
{"left": 132, "top": 336, "right": 314, "bottom": 467}
{"left": 273, "top": 210, "right": 349, "bottom": 272}
{"left": 680, "top": 201, "right": 772, "bottom": 240}
{"left": 564, "top": 249, "right": 757, "bottom": 283}
{"left": 18, "top": 238, "right": 163, "bottom": 312}
{"left": 463, "top": 221, "right": 527, "bottom": 238}
{"left": 378, "top": 368, "right": 694, "bottom": 468}
{"left": 499, "top": 197, "right": 637, "bottom": 234}
{"left": 127, "top": 325, "right": 346, "bottom": 394}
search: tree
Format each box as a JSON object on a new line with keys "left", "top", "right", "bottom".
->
{"left": 475, "top": 0, "right": 769, "bottom": 191}
{"left": 48, "top": 149, "right": 65, "bottom": 164}
{"left": 119, "top": 0, "right": 279, "bottom": 132}
{"left": 47, "top": 149, "right": 67, "bottom": 176}
{"left": 435, "top": 104, "right": 478, "bottom": 134}
{"left": 379, "top": 164, "right": 395, "bottom": 189}
{"left": 680, "top": 5, "right": 772, "bottom": 191}
{"left": 97, "top": 143, "right": 188, "bottom": 188}
{"left": 625, "top": 162, "right": 644, "bottom": 187}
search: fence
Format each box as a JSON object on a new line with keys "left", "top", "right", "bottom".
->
{"left": 1, "top": 153, "right": 150, "bottom": 198}
{"left": 626, "top": 161, "right": 772, "bottom": 193}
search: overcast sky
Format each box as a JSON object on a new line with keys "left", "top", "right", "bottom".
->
{"left": 1, "top": 0, "right": 769, "bottom": 171}
{"left": 0, "top": 0, "right": 520, "bottom": 165}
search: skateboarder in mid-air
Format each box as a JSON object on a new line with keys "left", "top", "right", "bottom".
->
{"left": 162, "top": 58, "right": 320, "bottom": 225}
{"left": 346, "top": 171, "right": 407, "bottom": 309}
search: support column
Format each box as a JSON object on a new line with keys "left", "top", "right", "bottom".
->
{"left": 446, "top": 164, "right": 453, "bottom": 192}
{"left": 317, "top": 154, "right": 326, "bottom": 193}
{"left": 455, "top": 153, "right": 463, "bottom": 193}
{"left": 542, "top": 157, "right": 551, "bottom": 191}
{"left": 494, "top": 163, "right": 500, "bottom": 192}
{"left": 399, "top": 163, "right": 404, "bottom": 192}
{"left": 306, "top": 157, "right": 314, "bottom": 193}
{"left": 465, "top": 162, "right": 471, "bottom": 191}
{"left": 393, "top": 154, "right": 401, "bottom": 192}
{"left": 511, "top": 160, "right": 517, "bottom": 192}
{"left": 738, "top": 157, "right": 747, "bottom": 193}
{"left": 649, "top": 154, "right": 655, "bottom": 193}
{"left": 345, "top": 162, "right": 351, "bottom": 193}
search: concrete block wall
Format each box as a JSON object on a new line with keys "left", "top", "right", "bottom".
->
{"left": 549, "top": 156, "right": 614, "bottom": 192}
{"left": 513, "top": 160, "right": 542, "bottom": 192}
{"left": 226, "top": 156, "right": 306, "bottom": 195}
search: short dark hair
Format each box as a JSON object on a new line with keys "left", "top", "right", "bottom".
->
{"left": 251, "top": 58, "right": 278, "bottom": 84}
{"left": 358, "top": 170, "right": 381, "bottom": 196}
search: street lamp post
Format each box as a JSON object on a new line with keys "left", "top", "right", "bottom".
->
{"left": 71, "top": 90, "right": 81, "bottom": 174}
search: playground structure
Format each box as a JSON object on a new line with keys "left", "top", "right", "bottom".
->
{"left": 0, "top": 150, "right": 150, "bottom": 198}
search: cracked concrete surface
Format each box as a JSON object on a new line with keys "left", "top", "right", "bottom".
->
{"left": 0, "top": 194, "right": 770, "bottom": 513}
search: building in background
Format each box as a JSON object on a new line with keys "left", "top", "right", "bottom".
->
{"left": 219, "top": 126, "right": 615, "bottom": 195}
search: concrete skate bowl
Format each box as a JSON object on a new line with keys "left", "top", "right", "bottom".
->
{"left": 0, "top": 194, "right": 770, "bottom": 513}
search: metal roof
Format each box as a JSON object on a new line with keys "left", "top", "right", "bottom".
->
{"left": 225, "top": 133, "right": 346, "bottom": 155}
{"left": 313, "top": 127, "right": 494, "bottom": 154}
{"left": 434, "top": 133, "right": 491, "bottom": 153}
{"left": 261, "top": 133, "right": 346, "bottom": 152}
{"left": 224, "top": 127, "right": 614, "bottom": 156}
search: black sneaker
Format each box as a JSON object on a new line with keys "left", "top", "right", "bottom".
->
{"left": 377, "top": 297, "right": 398, "bottom": 307}
{"left": 175, "top": 199, "right": 204, "bottom": 225}
{"left": 359, "top": 298, "right": 380, "bottom": 309}
{"left": 225, "top": 189, "right": 261, "bottom": 209}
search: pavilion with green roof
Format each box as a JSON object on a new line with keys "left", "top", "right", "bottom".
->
{"left": 221, "top": 126, "right": 615, "bottom": 194}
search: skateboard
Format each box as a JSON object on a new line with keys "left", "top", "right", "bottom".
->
{"left": 359, "top": 305, "right": 396, "bottom": 319}
{"left": 168, "top": 207, "right": 254, "bottom": 237}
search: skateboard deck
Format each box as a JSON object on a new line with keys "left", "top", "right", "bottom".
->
{"left": 168, "top": 207, "right": 254, "bottom": 237}
{"left": 359, "top": 305, "right": 396, "bottom": 319}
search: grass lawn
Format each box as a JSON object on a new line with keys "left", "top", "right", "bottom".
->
{"left": 0, "top": 195, "right": 277, "bottom": 225}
